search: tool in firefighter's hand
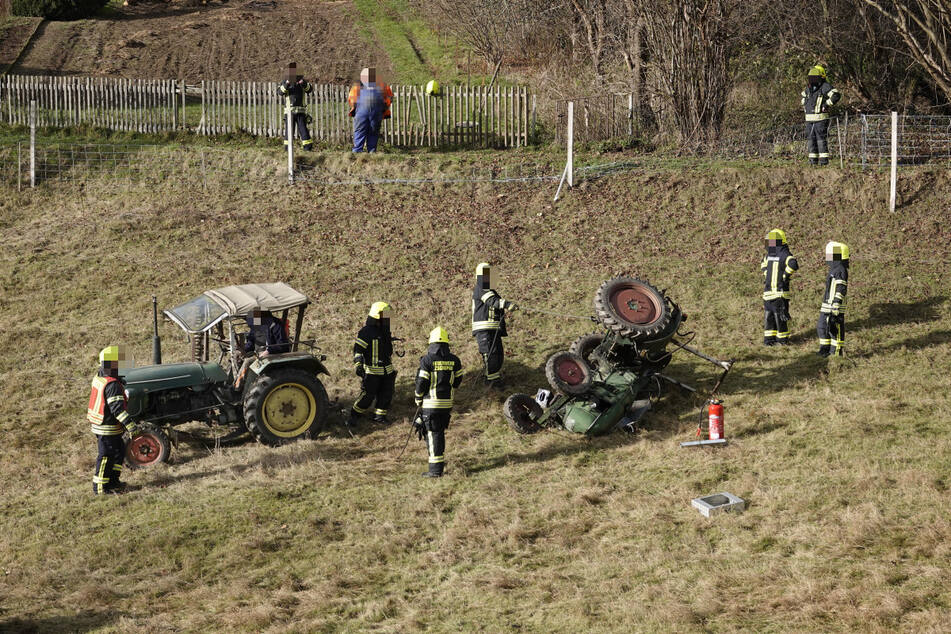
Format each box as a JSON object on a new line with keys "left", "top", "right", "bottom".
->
{"left": 392, "top": 336, "right": 406, "bottom": 358}
{"left": 396, "top": 408, "right": 422, "bottom": 460}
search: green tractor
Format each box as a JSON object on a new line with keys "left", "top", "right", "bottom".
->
{"left": 122, "top": 283, "right": 331, "bottom": 468}
{"left": 503, "top": 277, "right": 732, "bottom": 436}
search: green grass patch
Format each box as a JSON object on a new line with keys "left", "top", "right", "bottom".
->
{"left": 1, "top": 149, "right": 950, "bottom": 631}
{"left": 353, "top": 0, "right": 471, "bottom": 85}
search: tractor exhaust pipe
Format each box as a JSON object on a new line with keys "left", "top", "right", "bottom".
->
{"left": 152, "top": 295, "right": 162, "bottom": 365}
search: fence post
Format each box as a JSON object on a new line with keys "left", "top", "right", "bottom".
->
{"left": 889, "top": 110, "right": 898, "bottom": 212}
{"left": 554, "top": 101, "right": 574, "bottom": 202}
{"left": 567, "top": 100, "right": 574, "bottom": 187}
{"left": 286, "top": 98, "right": 294, "bottom": 184}
{"left": 30, "top": 99, "right": 36, "bottom": 188}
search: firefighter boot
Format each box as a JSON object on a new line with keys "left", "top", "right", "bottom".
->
{"left": 423, "top": 462, "right": 444, "bottom": 478}
{"left": 372, "top": 413, "right": 392, "bottom": 425}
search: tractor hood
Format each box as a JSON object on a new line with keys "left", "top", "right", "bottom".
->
{"left": 122, "top": 362, "right": 229, "bottom": 417}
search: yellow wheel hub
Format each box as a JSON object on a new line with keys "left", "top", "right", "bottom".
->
{"left": 262, "top": 382, "right": 317, "bottom": 437}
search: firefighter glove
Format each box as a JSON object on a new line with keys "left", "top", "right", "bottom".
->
{"left": 125, "top": 422, "right": 141, "bottom": 438}
{"left": 507, "top": 302, "right": 519, "bottom": 312}
{"left": 355, "top": 364, "right": 365, "bottom": 378}
{"left": 413, "top": 416, "right": 425, "bottom": 440}
{"left": 415, "top": 398, "right": 422, "bottom": 408}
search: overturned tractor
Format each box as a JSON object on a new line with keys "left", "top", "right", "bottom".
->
{"left": 503, "top": 276, "right": 732, "bottom": 436}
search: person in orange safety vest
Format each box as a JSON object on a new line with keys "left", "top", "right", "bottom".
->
{"left": 88, "top": 345, "right": 138, "bottom": 495}
{"left": 348, "top": 67, "right": 393, "bottom": 152}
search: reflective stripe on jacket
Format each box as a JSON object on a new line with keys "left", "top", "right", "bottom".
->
{"left": 278, "top": 79, "right": 313, "bottom": 113}
{"left": 415, "top": 344, "right": 463, "bottom": 410}
{"left": 88, "top": 374, "right": 129, "bottom": 435}
{"left": 761, "top": 249, "right": 799, "bottom": 300}
{"left": 353, "top": 319, "right": 395, "bottom": 375}
{"left": 471, "top": 289, "right": 513, "bottom": 334}
{"left": 801, "top": 81, "right": 841, "bottom": 121}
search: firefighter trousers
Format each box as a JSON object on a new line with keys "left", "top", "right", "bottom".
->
{"left": 806, "top": 120, "right": 829, "bottom": 164}
{"left": 474, "top": 330, "right": 504, "bottom": 382}
{"left": 764, "top": 298, "right": 791, "bottom": 345}
{"left": 284, "top": 112, "right": 313, "bottom": 149}
{"left": 817, "top": 312, "right": 845, "bottom": 356}
{"left": 93, "top": 434, "right": 125, "bottom": 494}
{"left": 352, "top": 372, "right": 396, "bottom": 418}
{"left": 422, "top": 410, "right": 450, "bottom": 476}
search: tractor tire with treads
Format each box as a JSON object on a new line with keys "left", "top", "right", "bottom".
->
{"left": 570, "top": 332, "right": 604, "bottom": 368}
{"left": 243, "top": 368, "right": 329, "bottom": 446}
{"left": 125, "top": 423, "right": 171, "bottom": 469}
{"left": 594, "top": 276, "right": 671, "bottom": 340}
{"left": 545, "top": 351, "right": 593, "bottom": 395}
{"left": 503, "top": 393, "right": 543, "bottom": 434}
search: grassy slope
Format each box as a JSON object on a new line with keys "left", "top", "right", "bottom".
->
{"left": 353, "top": 0, "right": 470, "bottom": 85}
{"left": 1, "top": 154, "right": 950, "bottom": 632}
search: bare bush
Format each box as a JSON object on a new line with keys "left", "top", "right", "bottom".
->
{"left": 639, "top": 0, "right": 737, "bottom": 146}
{"left": 858, "top": 0, "right": 951, "bottom": 102}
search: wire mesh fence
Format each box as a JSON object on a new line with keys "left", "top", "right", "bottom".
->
{"left": 860, "top": 114, "right": 951, "bottom": 167}
{"left": 2, "top": 112, "right": 949, "bottom": 191}
{"left": 0, "top": 140, "right": 567, "bottom": 189}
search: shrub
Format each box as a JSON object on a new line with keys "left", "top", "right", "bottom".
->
{"left": 12, "top": 0, "right": 108, "bottom": 19}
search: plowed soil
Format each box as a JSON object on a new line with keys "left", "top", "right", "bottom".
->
{"left": 9, "top": 0, "right": 394, "bottom": 83}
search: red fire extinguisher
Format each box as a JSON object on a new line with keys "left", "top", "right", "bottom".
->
{"left": 697, "top": 398, "right": 725, "bottom": 440}
{"left": 708, "top": 399, "right": 724, "bottom": 440}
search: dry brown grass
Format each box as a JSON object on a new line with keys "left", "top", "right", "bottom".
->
{"left": 1, "top": 154, "right": 950, "bottom": 632}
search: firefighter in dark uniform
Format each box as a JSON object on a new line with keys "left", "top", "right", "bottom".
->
{"left": 278, "top": 62, "right": 314, "bottom": 151}
{"left": 87, "top": 345, "right": 138, "bottom": 495}
{"left": 818, "top": 241, "right": 849, "bottom": 357}
{"left": 413, "top": 326, "right": 463, "bottom": 478}
{"left": 761, "top": 228, "right": 799, "bottom": 346}
{"left": 349, "top": 302, "right": 397, "bottom": 426}
{"left": 801, "top": 64, "right": 841, "bottom": 165}
{"left": 471, "top": 262, "right": 517, "bottom": 387}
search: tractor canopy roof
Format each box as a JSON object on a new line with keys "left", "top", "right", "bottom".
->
{"left": 165, "top": 282, "right": 310, "bottom": 334}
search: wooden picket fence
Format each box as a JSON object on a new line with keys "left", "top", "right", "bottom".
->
{"left": 2, "top": 75, "right": 180, "bottom": 132}
{"left": 0, "top": 75, "right": 533, "bottom": 148}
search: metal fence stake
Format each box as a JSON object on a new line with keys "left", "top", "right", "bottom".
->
{"left": 889, "top": 111, "right": 898, "bottom": 212}
{"left": 286, "top": 98, "right": 294, "bottom": 184}
{"left": 30, "top": 100, "right": 36, "bottom": 188}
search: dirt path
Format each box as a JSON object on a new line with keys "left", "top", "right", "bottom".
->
{"left": 9, "top": 0, "right": 394, "bottom": 83}
{"left": 0, "top": 17, "right": 43, "bottom": 72}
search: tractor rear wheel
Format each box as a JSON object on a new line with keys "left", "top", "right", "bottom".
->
{"left": 545, "top": 351, "right": 593, "bottom": 395}
{"left": 125, "top": 423, "right": 171, "bottom": 469}
{"left": 243, "top": 368, "right": 329, "bottom": 446}
{"left": 594, "top": 276, "right": 671, "bottom": 340}
{"left": 570, "top": 332, "right": 604, "bottom": 368}
{"left": 503, "top": 394, "right": 543, "bottom": 434}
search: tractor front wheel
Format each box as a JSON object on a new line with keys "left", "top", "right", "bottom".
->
{"left": 244, "top": 368, "right": 329, "bottom": 446}
{"left": 545, "top": 351, "right": 593, "bottom": 395}
{"left": 503, "top": 394, "right": 543, "bottom": 434}
{"left": 569, "top": 332, "right": 604, "bottom": 368}
{"left": 125, "top": 424, "right": 171, "bottom": 469}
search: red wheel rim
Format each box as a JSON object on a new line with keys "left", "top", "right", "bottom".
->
{"left": 555, "top": 357, "right": 586, "bottom": 385}
{"left": 128, "top": 434, "right": 162, "bottom": 466}
{"left": 610, "top": 285, "right": 661, "bottom": 324}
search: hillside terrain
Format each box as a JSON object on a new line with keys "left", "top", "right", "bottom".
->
{"left": 0, "top": 153, "right": 950, "bottom": 631}
{"left": 8, "top": 0, "right": 393, "bottom": 83}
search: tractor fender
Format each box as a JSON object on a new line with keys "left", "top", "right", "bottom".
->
{"left": 248, "top": 351, "right": 330, "bottom": 379}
